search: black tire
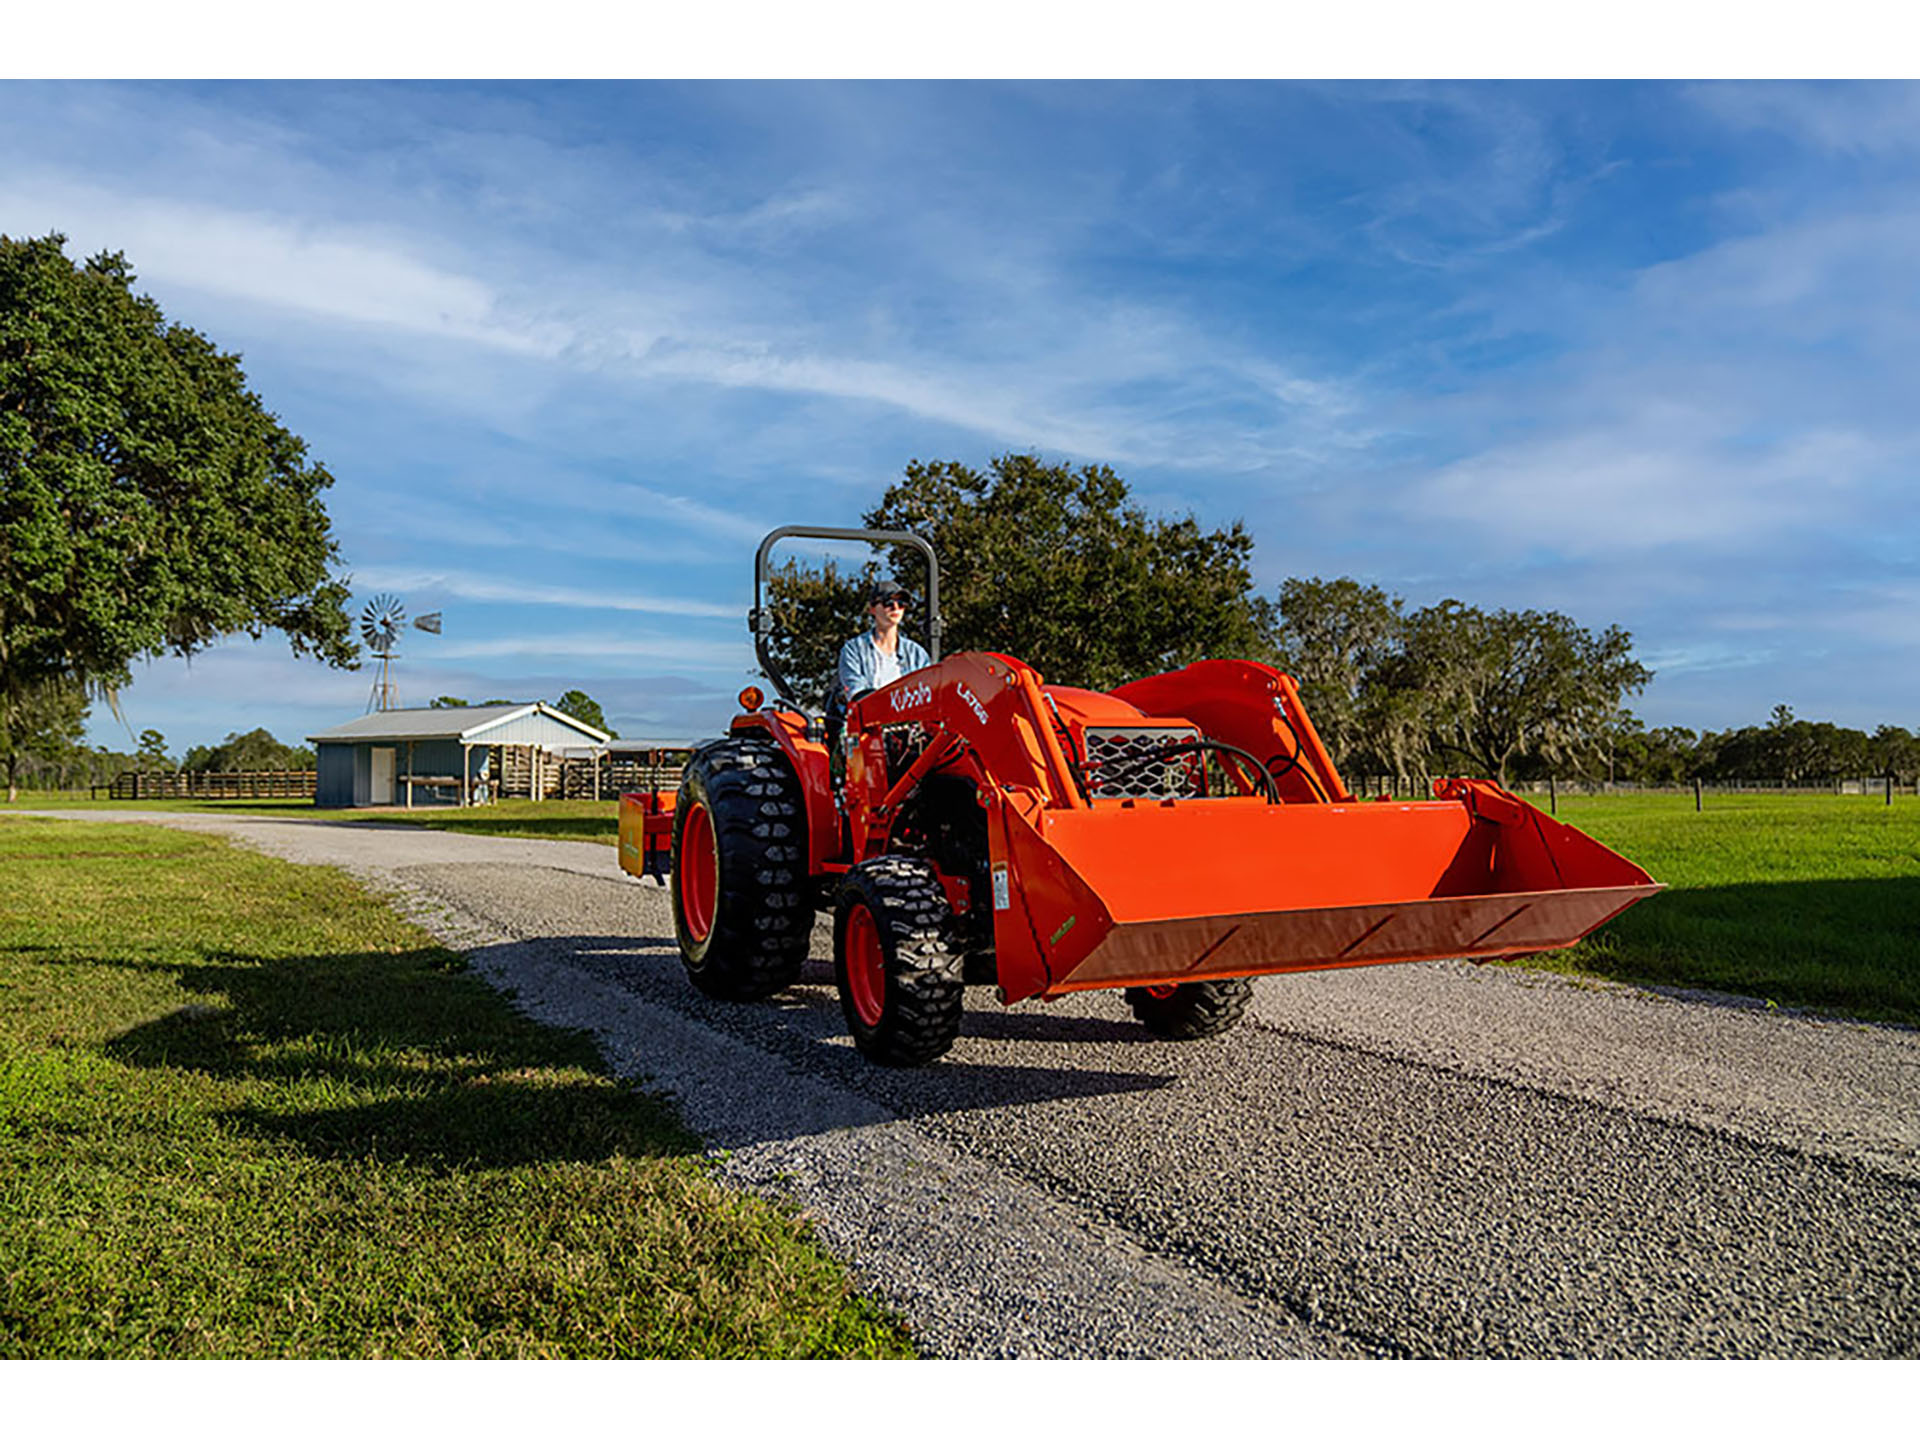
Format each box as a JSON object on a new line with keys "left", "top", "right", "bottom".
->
{"left": 671, "top": 736, "right": 808, "bottom": 1001}
{"left": 1124, "top": 978, "right": 1253, "bottom": 1039}
{"left": 834, "top": 857, "right": 966, "bottom": 1066}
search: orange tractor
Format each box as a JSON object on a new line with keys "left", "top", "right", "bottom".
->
{"left": 620, "top": 527, "right": 1659, "bottom": 1065}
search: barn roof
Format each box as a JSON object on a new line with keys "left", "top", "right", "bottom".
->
{"left": 308, "top": 703, "right": 610, "bottom": 746}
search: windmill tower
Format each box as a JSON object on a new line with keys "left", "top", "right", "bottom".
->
{"left": 361, "top": 596, "right": 444, "bottom": 712}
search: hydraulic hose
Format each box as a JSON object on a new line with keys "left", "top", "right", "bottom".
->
{"left": 1140, "top": 738, "right": 1284, "bottom": 804}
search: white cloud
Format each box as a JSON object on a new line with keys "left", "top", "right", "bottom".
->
{"left": 344, "top": 482, "right": 769, "bottom": 564}
{"left": 1797, "top": 580, "right": 1920, "bottom": 647}
{"left": 351, "top": 568, "right": 739, "bottom": 619}
{"left": 433, "top": 633, "right": 743, "bottom": 668}
{"left": 1630, "top": 208, "right": 1920, "bottom": 347}
{"left": 3, "top": 94, "right": 1378, "bottom": 478}
{"left": 1415, "top": 424, "right": 1881, "bottom": 554}
{"left": 1689, "top": 82, "right": 1920, "bottom": 156}
{"left": 1, "top": 176, "right": 566, "bottom": 355}
{"left": 591, "top": 480, "right": 777, "bottom": 546}
{"left": 1407, "top": 185, "right": 1920, "bottom": 557}
{"left": 1636, "top": 641, "right": 1780, "bottom": 678}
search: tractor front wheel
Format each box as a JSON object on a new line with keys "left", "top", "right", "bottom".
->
{"left": 671, "top": 737, "right": 808, "bottom": 1001}
{"left": 834, "top": 857, "right": 965, "bottom": 1065}
{"left": 1124, "top": 979, "right": 1253, "bottom": 1039}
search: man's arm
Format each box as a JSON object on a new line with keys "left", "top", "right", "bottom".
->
{"left": 837, "top": 634, "right": 868, "bottom": 702}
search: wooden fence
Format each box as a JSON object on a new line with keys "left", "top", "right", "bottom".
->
{"left": 94, "top": 769, "right": 318, "bottom": 800}
{"left": 489, "top": 747, "right": 690, "bottom": 802}
{"left": 1352, "top": 775, "right": 1919, "bottom": 798}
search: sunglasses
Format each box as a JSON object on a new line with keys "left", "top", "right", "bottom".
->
{"left": 874, "top": 595, "right": 908, "bottom": 607}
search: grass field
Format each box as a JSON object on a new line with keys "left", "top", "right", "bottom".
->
{"left": 1520, "top": 793, "right": 1920, "bottom": 1024}
{"left": 2, "top": 793, "right": 623, "bottom": 845}
{"left": 1, "top": 795, "right": 331, "bottom": 816}
{"left": 365, "top": 798, "right": 621, "bottom": 845}
{"left": 0, "top": 815, "right": 911, "bottom": 1359}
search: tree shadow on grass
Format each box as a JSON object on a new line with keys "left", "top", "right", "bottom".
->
{"left": 439, "top": 932, "right": 1181, "bottom": 1146}
{"left": 94, "top": 913, "right": 1189, "bottom": 1164}
{"left": 102, "top": 944, "right": 700, "bottom": 1170}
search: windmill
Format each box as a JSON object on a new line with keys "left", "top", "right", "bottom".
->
{"left": 361, "top": 595, "right": 444, "bottom": 712}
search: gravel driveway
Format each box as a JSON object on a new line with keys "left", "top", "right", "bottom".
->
{"left": 40, "top": 811, "right": 1920, "bottom": 1357}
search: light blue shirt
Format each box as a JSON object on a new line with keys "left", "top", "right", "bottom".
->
{"left": 837, "top": 629, "right": 932, "bottom": 705}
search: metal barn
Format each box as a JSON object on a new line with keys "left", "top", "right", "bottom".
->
{"left": 307, "top": 703, "right": 611, "bottom": 808}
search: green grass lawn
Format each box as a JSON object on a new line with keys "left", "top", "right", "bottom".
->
{"left": 0, "top": 816, "right": 911, "bottom": 1358}
{"left": 363, "top": 799, "right": 621, "bottom": 845}
{"left": 2, "top": 794, "right": 334, "bottom": 816}
{"left": 1516, "top": 793, "right": 1920, "bottom": 1024}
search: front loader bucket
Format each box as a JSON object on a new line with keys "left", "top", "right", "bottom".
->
{"left": 993, "top": 780, "right": 1659, "bottom": 1003}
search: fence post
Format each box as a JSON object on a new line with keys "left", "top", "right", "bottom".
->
{"left": 1548, "top": 774, "right": 1556, "bottom": 815}
{"left": 1888, "top": 773, "right": 1894, "bottom": 807}
{"left": 1693, "top": 777, "right": 1702, "bottom": 812}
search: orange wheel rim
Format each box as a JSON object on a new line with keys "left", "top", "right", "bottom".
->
{"left": 680, "top": 801, "right": 718, "bottom": 942}
{"left": 846, "top": 904, "right": 887, "bottom": 1027}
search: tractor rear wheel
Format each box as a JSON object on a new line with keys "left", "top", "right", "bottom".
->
{"left": 671, "top": 736, "right": 808, "bottom": 1001}
{"left": 834, "top": 857, "right": 966, "bottom": 1065}
{"left": 1124, "top": 979, "right": 1253, "bottom": 1039}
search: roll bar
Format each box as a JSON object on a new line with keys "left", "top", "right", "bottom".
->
{"left": 749, "top": 525, "right": 943, "bottom": 708}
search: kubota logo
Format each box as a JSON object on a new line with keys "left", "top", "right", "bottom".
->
{"left": 889, "top": 682, "right": 933, "bottom": 713}
{"left": 956, "top": 682, "right": 989, "bottom": 726}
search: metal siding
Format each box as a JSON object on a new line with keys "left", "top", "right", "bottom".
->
{"left": 402, "top": 739, "right": 465, "bottom": 807}
{"left": 315, "top": 744, "right": 357, "bottom": 807}
{"left": 412, "top": 738, "right": 464, "bottom": 775}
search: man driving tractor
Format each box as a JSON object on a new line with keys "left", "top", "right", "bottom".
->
{"left": 829, "top": 575, "right": 932, "bottom": 745}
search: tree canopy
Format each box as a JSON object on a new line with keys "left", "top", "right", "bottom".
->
{"left": 1268, "top": 576, "right": 1407, "bottom": 772}
{"left": 761, "top": 556, "right": 880, "bottom": 712}
{"left": 0, "top": 674, "right": 85, "bottom": 802}
{"left": 763, "top": 454, "right": 1270, "bottom": 706}
{"left": 136, "top": 728, "right": 172, "bottom": 769}
{"left": 553, "top": 689, "right": 616, "bottom": 737}
{"left": 0, "top": 233, "right": 356, "bottom": 758}
{"left": 1267, "top": 580, "right": 1652, "bottom": 785}
{"left": 180, "top": 728, "right": 315, "bottom": 772}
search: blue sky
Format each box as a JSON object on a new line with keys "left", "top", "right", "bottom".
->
{"left": 5, "top": 78, "right": 1918, "bottom": 752}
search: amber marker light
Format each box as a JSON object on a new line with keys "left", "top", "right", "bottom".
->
{"left": 738, "top": 685, "right": 765, "bottom": 711}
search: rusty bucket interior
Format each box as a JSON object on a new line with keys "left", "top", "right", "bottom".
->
{"left": 997, "top": 782, "right": 1660, "bottom": 1000}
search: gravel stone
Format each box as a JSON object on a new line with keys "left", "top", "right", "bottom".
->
{"left": 37, "top": 810, "right": 1920, "bottom": 1358}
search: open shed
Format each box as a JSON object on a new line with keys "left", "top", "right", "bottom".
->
{"left": 307, "top": 703, "right": 611, "bottom": 808}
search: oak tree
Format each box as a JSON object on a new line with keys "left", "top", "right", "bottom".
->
{"left": 553, "top": 689, "right": 616, "bottom": 737}
{"left": 1, "top": 233, "right": 356, "bottom": 768}
{"left": 0, "top": 674, "right": 85, "bottom": 801}
{"left": 763, "top": 454, "right": 1271, "bottom": 706}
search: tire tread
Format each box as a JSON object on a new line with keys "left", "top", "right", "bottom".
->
{"left": 673, "top": 736, "right": 809, "bottom": 1001}
{"left": 1123, "top": 978, "right": 1253, "bottom": 1039}
{"left": 835, "top": 856, "right": 966, "bottom": 1065}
